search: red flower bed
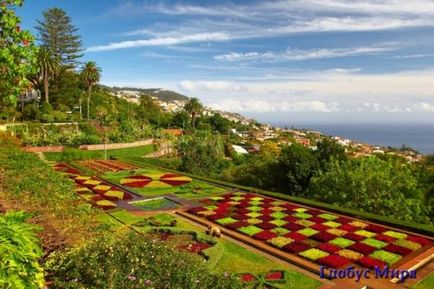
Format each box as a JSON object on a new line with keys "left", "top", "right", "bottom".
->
{"left": 344, "top": 232, "right": 366, "bottom": 242}
{"left": 384, "top": 244, "right": 412, "bottom": 256}
{"left": 365, "top": 224, "right": 387, "bottom": 233}
{"left": 338, "top": 224, "right": 358, "bottom": 232}
{"left": 253, "top": 230, "right": 278, "bottom": 241}
{"left": 240, "top": 273, "right": 256, "bottom": 282}
{"left": 335, "top": 216, "right": 352, "bottom": 224}
{"left": 284, "top": 204, "right": 300, "bottom": 210}
{"left": 160, "top": 173, "right": 181, "bottom": 179}
{"left": 310, "top": 223, "right": 330, "bottom": 232}
{"left": 65, "top": 168, "right": 81, "bottom": 174}
{"left": 309, "top": 216, "right": 327, "bottom": 223}
{"left": 312, "top": 231, "right": 336, "bottom": 242}
{"left": 207, "top": 214, "right": 227, "bottom": 221}
{"left": 375, "top": 234, "right": 396, "bottom": 243}
{"left": 283, "top": 222, "right": 303, "bottom": 231}
{"left": 260, "top": 208, "right": 273, "bottom": 214}
{"left": 305, "top": 209, "right": 322, "bottom": 216}
{"left": 160, "top": 179, "right": 191, "bottom": 186}
{"left": 349, "top": 242, "right": 377, "bottom": 255}
{"left": 178, "top": 242, "right": 211, "bottom": 253}
{"left": 317, "top": 243, "right": 341, "bottom": 253}
{"left": 262, "top": 197, "right": 275, "bottom": 203}
{"left": 258, "top": 215, "right": 273, "bottom": 222}
{"left": 357, "top": 256, "right": 387, "bottom": 269}
{"left": 264, "top": 271, "right": 284, "bottom": 281}
{"left": 123, "top": 180, "right": 151, "bottom": 187}
{"left": 284, "top": 241, "right": 310, "bottom": 253}
{"left": 233, "top": 214, "right": 249, "bottom": 220}
{"left": 283, "top": 215, "right": 298, "bottom": 222}
{"left": 406, "top": 235, "right": 431, "bottom": 246}
{"left": 284, "top": 232, "right": 307, "bottom": 242}
{"left": 236, "top": 208, "right": 250, "bottom": 214}
{"left": 318, "top": 255, "right": 351, "bottom": 269}
{"left": 257, "top": 222, "right": 277, "bottom": 230}
{"left": 226, "top": 221, "right": 249, "bottom": 230}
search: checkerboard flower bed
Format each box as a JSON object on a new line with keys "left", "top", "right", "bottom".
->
{"left": 120, "top": 173, "right": 192, "bottom": 188}
{"left": 187, "top": 192, "right": 432, "bottom": 270}
{"left": 318, "top": 255, "right": 351, "bottom": 269}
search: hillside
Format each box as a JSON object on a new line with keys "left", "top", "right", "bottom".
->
{"left": 103, "top": 86, "right": 190, "bottom": 102}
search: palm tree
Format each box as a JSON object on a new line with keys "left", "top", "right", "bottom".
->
{"left": 183, "top": 97, "right": 203, "bottom": 129}
{"left": 80, "top": 61, "right": 102, "bottom": 120}
{"left": 36, "top": 47, "right": 61, "bottom": 103}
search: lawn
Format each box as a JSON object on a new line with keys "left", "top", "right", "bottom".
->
{"left": 106, "top": 209, "right": 321, "bottom": 289}
{"left": 44, "top": 145, "right": 156, "bottom": 162}
{"left": 411, "top": 272, "right": 434, "bottom": 289}
{"left": 130, "top": 198, "right": 180, "bottom": 210}
{"left": 101, "top": 167, "right": 226, "bottom": 199}
{"left": 188, "top": 192, "right": 432, "bottom": 270}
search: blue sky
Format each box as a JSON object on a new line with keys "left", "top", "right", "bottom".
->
{"left": 17, "top": 0, "right": 434, "bottom": 123}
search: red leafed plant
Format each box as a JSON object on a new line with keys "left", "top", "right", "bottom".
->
{"left": 318, "top": 255, "right": 351, "bottom": 269}
{"left": 264, "top": 271, "right": 285, "bottom": 281}
{"left": 357, "top": 256, "right": 387, "bottom": 269}
{"left": 349, "top": 242, "right": 377, "bottom": 255}
{"left": 406, "top": 235, "right": 431, "bottom": 246}
{"left": 317, "top": 243, "right": 341, "bottom": 254}
{"left": 253, "top": 230, "right": 278, "bottom": 241}
{"left": 384, "top": 244, "right": 412, "bottom": 256}
{"left": 240, "top": 273, "right": 256, "bottom": 282}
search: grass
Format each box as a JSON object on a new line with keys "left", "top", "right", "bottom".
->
{"left": 130, "top": 198, "right": 180, "bottom": 210}
{"left": 44, "top": 145, "right": 156, "bottom": 162}
{"left": 411, "top": 272, "right": 434, "bottom": 289}
{"left": 101, "top": 167, "right": 226, "bottom": 199}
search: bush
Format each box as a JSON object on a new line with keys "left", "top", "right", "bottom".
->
{"left": 0, "top": 211, "right": 44, "bottom": 289}
{"left": 45, "top": 232, "right": 242, "bottom": 289}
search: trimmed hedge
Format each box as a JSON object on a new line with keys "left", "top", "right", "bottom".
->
{"left": 123, "top": 159, "right": 434, "bottom": 237}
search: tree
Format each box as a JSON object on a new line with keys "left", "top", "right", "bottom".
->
{"left": 35, "top": 7, "right": 83, "bottom": 67}
{"left": 36, "top": 47, "right": 61, "bottom": 103}
{"left": 275, "top": 144, "right": 319, "bottom": 195}
{"left": 315, "top": 137, "right": 347, "bottom": 170}
{"left": 0, "top": 211, "right": 44, "bottom": 289}
{"left": 183, "top": 97, "right": 203, "bottom": 129}
{"left": 178, "top": 131, "right": 225, "bottom": 175}
{"left": 80, "top": 61, "right": 101, "bottom": 120}
{"left": 0, "top": 0, "right": 37, "bottom": 105}
{"left": 308, "top": 157, "right": 431, "bottom": 224}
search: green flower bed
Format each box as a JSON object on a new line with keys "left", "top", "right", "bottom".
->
{"left": 298, "top": 228, "right": 319, "bottom": 237}
{"left": 354, "top": 230, "right": 376, "bottom": 238}
{"left": 293, "top": 212, "right": 312, "bottom": 219}
{"left": 247, "top": 212, "right": 262, "bottom": 218}
{"left": 271, "top": 211, "right": 287, "bottom": 219}
{"left": 370, "top": 250, "right": 402, "bottom": 265}
{"left": 271, "top": 227, "right": 289, "bottom": 235}
{"left": 330, "top": 237, "right": 355, "bottom": 248}
{"left": 394, "top": 239, "right": 422, "bottom": 250}
{"left": 269, "top": 219, "right": 287, "bottom": 227}
{"left": 384, "top": 231, "right": 408, "bottom": 239}
{"left": 216, "top": 217, "right": 237, "bottom": 225}
{"left": 299, "top": 248, "right": 329, "bottom": 261}
{"left": 323, "top": 221, "right": 341, "bottom": 228}
{"left": 247, "top": 206, "right": 262, "bottom": 212}
{"left": 296, "top": 220, "right": 315, "bottom": 227}
{"left": 238, "top": 226, "right": 263, "bottom": 236}
{"left": 318, "top": 213, "right": 337, "bottom": 220}
{"left": 266, "top": 236, "right": 293, "bottom": 248}
{"left": 362, "top": 238, "right": 387, "bottom": 249}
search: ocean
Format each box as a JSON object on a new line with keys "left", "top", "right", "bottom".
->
{"left": 272, "top": 122, "right": 434, "bottom": 155}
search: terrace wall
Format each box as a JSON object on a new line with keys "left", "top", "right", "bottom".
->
{"left": 79, "top": 139, "right": 154, "bottom": 150}
{"left": 23, "top": 146, "right": 64, "bottom": 153}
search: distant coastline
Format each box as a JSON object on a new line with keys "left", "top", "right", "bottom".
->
{"left": 271, "top": 122, "right": 434, "bottom": 155}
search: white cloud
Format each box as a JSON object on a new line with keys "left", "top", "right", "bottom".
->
{"left": 87, "top": 32, "right": 230, "bottom": 52}
{"left": 415, "top": 102, "right": 434, "bottom": 112}
{"left": 209, "top": 99, "right": 340, "bottom": 113}
{"left": 178, "top": 80, "right": 246, "bottom": 92}
{"left": 214, "top": 46, "right": 394, "bottom": 62}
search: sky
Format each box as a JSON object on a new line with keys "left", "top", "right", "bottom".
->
{"left": 17, "top": 0, "right": 434, "bottom": 123}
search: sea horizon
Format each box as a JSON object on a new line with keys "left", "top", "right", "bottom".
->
{"left": 269, "top": 121, "right": 434, "bottom": 155}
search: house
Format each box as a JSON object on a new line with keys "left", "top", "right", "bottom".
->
{"left": 232, "top": 145, "right": 249, "bottom": 154}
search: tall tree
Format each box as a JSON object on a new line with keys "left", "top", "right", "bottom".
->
{"left": 35, "top": 7, "right": 83, "bottom": 68}
{"left": 183, "top": 97, "right": 203, "bottom": 129}
{"left": 36, "top": 47, "right": 60, "bottom": 103}
{"left": 80, "top": 61, "right": 102, "bottom": 120}
{"left": 0, "top": 0, "right": 37, "bottom": 105}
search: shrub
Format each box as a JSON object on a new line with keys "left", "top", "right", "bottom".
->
{"left": 370, "top": 250, "right": 401, "bottom": 265}
{"left": 0, "top": 211, "right": 44, "bottom": 289}
{"left": 299, "top": 248, "right": 329, "bottom": 261}
{"left": 266, "top": 236, "right": 293, "bottom": 248}
{"left": 45, "top": 232, "right": 241, "bottom": 289}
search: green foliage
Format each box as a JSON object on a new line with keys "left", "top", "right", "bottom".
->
{"left": 308, "top": 156, "right": 432, "bottom": 224}
{"left": 0, "top": 0, "right": 38, "bottom": 105}
{"left": 45, "top": 232, "right": 242, "bottom": 289}
{"left": 315, "top": 137, "right": 347, "bottom": 170}
{"left": 183, "top": 97, "right": 203, "bottom": 129}
{"left": 0, "top": 211, "right": 44, "bottom": 289}
{"left": 35, "top": 47, "right": 61, "bottom": 103}
{"left": 35, "top": 7, "right": 83, "bottom": 67}
{"left": 178, "top": 131, "right": 225, "bottom": 175}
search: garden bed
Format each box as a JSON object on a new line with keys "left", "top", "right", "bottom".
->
{"left": 187, "top": 192, "right": 433, "bottom": 270}
{"left": 130, "top": 198, "right": 180, "bottom": 211}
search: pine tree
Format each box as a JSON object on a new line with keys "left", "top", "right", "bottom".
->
{"left": 35, "top": 7, "right": 83, "bottom": 68}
